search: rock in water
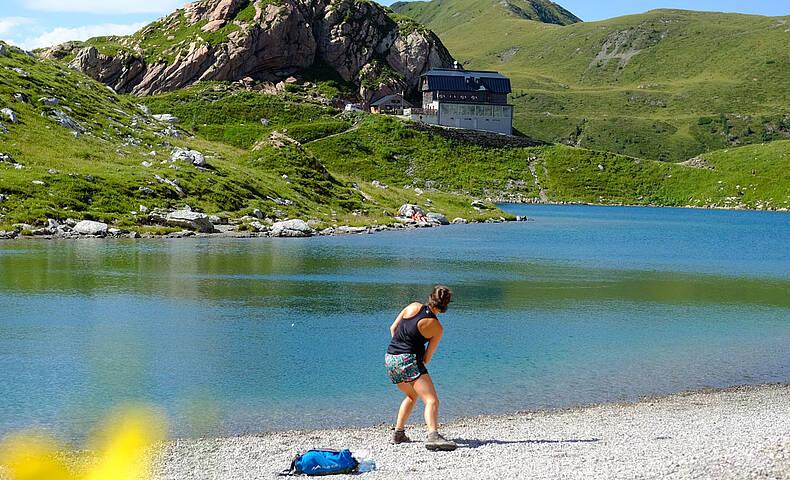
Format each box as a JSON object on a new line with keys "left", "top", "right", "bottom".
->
{"left": 73, "top": 220, "right": 109, "bottom": 236}
{"left": 166, "top": 210, "right": 215, "bottom": 232}
{"left": 171, "top": 148, "right": 207, "bottom": 167}
{"left": 270, "top": 219, "right": 312, "bottom": 237}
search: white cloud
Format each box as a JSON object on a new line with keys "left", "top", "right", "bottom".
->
{"left": 24, "top": 0, "right": 186, "bottom": 14}
{"left": 0, "top": 17, "right": 36, "bottom": 36}
{"left": 19, "top": 22, "right": 148, "bottom": 50}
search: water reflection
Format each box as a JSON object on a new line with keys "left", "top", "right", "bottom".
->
{"left": 1, "top": 205, "right": 789, "bottom": 439}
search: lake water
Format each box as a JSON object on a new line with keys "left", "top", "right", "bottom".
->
{"left": 1, "top": 205, "right": 789, "bottom": 440}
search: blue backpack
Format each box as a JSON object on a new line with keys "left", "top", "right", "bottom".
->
{"left": 281, "top": 448, "right": 358, "bottom": 476}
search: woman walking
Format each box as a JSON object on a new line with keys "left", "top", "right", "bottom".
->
{"left": 385, "top": 285, "right": 457, "bottom": 451}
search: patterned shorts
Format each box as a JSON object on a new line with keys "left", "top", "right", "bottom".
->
{"left": 385, "top": 353, "right": 427, "bottom": 384}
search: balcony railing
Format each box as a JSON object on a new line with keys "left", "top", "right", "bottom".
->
{"left": 406, "top": 108, "right": 438, "bottom": 116}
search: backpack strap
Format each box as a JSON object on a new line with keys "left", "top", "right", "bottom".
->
{"left": 277, "top": 454, "right": 302, "bottom": 476}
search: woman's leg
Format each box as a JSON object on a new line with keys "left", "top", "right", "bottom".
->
{"left": 412, "top": 374, "right": 439, "bottom": 432}
{"left": 395, "top": 381, "right": 419, "bottom": 429}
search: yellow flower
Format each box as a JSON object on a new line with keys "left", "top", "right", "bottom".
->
{"left": 0, "top": 405, "right": 166, "bottom": 480}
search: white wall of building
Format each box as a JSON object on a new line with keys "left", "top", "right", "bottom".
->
{"left": 437, "top": 103, "right": 513, "bottom": 135}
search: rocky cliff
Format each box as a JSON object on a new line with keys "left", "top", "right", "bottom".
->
{"left": 41, "top": 0, "right": 454, "bottom": 100}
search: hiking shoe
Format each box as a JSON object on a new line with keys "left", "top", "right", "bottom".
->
{"left": 392, "top": 429, "right": 410, "bottom": 444}
{"left": 425, "top": 431, "right": 457, "bottom": 451}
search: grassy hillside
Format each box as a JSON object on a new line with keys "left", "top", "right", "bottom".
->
{"left": 0, "top": 42, "right": 497, "bottom": 231}
{"left": 390, "top": 5, "right": 790, "bottom": 162}
{"left": 307, "top": 114, "right": 790, "bottom": 210}
{"left": 2, "top": 39, "right": 788, "bottom": 235}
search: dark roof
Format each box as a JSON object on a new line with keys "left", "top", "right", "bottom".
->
{"left": 422, "top": 69, "right": 511, "bottom": 94}
{"left": 370, "top": 94, "right": 411, "bottom": 106}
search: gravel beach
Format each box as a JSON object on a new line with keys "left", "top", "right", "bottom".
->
{"left": 151, "top": 383, "right": 789, "bottom": 479}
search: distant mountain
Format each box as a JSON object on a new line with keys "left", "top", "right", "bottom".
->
{"left": 38, "top": 0, "right": 453, "bottom": 101}
{"left": 390, "top": 3, "right": 790, "bottom": 161}
{"left": 391, "top": 0, "right": 581, "bottom": 34}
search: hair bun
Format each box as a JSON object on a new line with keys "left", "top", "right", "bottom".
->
{"left": 428, "top": 285, "right": 453, "bottom": 313}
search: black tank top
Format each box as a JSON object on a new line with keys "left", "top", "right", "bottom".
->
{"left": 387, "top": 305, "right": 434, "bottom": 361}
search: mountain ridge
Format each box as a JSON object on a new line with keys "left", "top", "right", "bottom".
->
{"left": 39, "top": 0, "right": 454, "bottom": 101}
{"left": 391, "top": 0, "right": 581, "bottom": 32}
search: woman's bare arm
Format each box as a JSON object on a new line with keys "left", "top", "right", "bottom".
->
{"left": 419, "top": 318, "right": 444, "bottom": 364}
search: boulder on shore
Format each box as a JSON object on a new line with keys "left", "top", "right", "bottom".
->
{"left": 249, "top": 221, "right": 269, "bottom": 233}
{"left": 337, "top": 225, "right": 368, "bottom": 234}
{"left": 270, "top": 219, "right": 312, "bottom": 237}
{"left": 426, "top": 212, "right": 450, "bottom": 225}
{"left": 166, "top": 210, "right": 214, "bottom": 232}
{"left": 452, "top": 217, "right": 468, "bottom": 224}
{"left": 73, "top": 220, "right": 109, "bottom": 236}
{"left": 397, "top": 204, "right": 424, "bottom": 217}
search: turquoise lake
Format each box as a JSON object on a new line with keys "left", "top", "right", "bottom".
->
{"left": 1, "top": 204, "right": 789, "bottom": 440}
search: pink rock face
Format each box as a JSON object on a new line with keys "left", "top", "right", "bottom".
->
{"left": 201, "top": 19, "right": 226, "bottom": 32}
{"left": 59, "top": 0, "right": 454, "bottom": 98}
{"left": 209, "top": 0, "right": 247, "bottom": 22}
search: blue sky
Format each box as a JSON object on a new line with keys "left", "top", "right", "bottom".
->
{"left": 1, "top": 0, "right": 788, "bottom": 50}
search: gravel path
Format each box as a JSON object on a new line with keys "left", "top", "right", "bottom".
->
{"left": 152, "top": 384, "right": 790, "bottom": 479}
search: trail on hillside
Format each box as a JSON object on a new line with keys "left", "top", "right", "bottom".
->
{"left": 528, "top": 156, "right": 550, "bottom": 202}
{"left": 303, "top": 122, "right": 360, "bottom": 144}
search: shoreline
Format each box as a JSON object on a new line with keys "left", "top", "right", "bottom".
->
{"left": 150, "top": 383, "right": 790, "bottom": 479}
{"left": 3, "top": 200, "right": 789, "bottom": 241}
{"left": 0, "top": 214, "right": 525, "bottom": 241}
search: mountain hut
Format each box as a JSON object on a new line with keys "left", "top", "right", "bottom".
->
{"left": 410, "top": 66, "right": 513, "bottom": 135}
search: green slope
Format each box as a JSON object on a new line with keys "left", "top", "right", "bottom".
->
{"left": 2, "top": 38, "right": 789, "bottom": 235}
{"left": 306, "top": 114, "right": 790, "bottom": 210}
{"left": 0, "top": 42, "right": 496, "bottom": 231}
{"left": 390, "top": 5, "right": 790, "bottom": 162}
